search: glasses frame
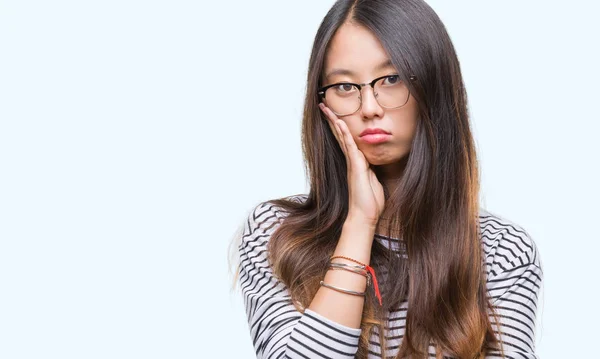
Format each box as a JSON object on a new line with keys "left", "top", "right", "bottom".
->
{"left": 317, "top": 74, "right": 417, "bottom": 117}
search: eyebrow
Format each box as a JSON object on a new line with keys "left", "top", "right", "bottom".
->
{"left": 325, "top": 59, "right": 395, "bottom": 80}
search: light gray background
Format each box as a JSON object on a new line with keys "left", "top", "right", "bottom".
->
{"left": 1, "top": 1, "right": 598, "bottom": 358}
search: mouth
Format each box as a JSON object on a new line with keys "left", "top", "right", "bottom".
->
{"left": 359, "top": 128, "right": 391, "bottom": 137}
{"left": 360, "top": 133, "right": 392, "bottom": 144}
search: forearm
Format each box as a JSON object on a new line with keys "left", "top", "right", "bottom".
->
{"left": 307, "top": 219, "right": 375, "bottom": 329}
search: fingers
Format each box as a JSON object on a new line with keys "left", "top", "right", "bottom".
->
{"left": 336, "top": 119, "right": 368, "bottom": 172}
{"left": 319, "top": 103, "right": 349, "bottom": 160}
{"left": 319, "top": 103, "right": 366, "bottom": 169}
{"left": 336, "top": 120, "right": 360, "bottom": 156}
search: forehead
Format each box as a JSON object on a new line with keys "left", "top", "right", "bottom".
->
{"left": 324, "top": 23, "right": 393, "bottom": 80}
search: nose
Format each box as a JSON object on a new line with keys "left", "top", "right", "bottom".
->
{"left": 359, "top": 85, "right": 384, "bottom": 119}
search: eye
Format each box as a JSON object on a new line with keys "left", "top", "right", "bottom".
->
{"left": 333, "top": 83, "right": 357, "bottom": 94}
{"left": 382, "top": 75, "right": 401, "bottom": 86}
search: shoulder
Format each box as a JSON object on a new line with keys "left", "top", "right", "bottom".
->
{"left": 478, "top": 207, "right": 542, "bottom": 278}
{"left": 237, "top": 193, "right": 309, "bottom": 282}
{"left": 241, "top": 193, "right": 309, "bottom": 242}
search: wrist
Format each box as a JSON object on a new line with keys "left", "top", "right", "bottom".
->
{"left": 338, "top": 219, "right": 376, "bottom": 258}
{"left": 345, "top": 213, "right": 379, "bottom": 229}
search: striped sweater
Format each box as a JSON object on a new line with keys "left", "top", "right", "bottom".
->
{"left": 237, "top": 194, "right": 543, "bottom": 359}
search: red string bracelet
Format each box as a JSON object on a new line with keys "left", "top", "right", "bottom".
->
{"left": 330, "top": 255, "right": 382, "bottom": 306}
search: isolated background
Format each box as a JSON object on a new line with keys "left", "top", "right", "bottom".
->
{"left": 1, "top": 0, "right": 598, "bottom": 358}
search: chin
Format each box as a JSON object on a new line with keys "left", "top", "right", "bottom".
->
{"left": 365, "top": 155, "right": 396, "bottom": 166}
{"left": 364, "top": 150, "right": 408, "bottom": 166}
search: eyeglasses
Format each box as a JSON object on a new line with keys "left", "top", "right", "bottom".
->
{"left": 318, "top": 74, "right": 417, "bottom": 117}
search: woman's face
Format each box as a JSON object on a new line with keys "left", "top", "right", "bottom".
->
{"left": 322, "top": 22, "right": 419, "bottom": 167}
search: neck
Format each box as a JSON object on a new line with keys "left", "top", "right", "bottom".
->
{"left": 373, "top": 156, "right": 408, "bottom": 198}
{"left": 372, "top": 156, "right": 409, "bottom": 237}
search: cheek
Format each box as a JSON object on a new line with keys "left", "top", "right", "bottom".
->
{"left": 390, "top": 115, "right": 418, "bottom": 142}
{"left": 342, "top": 120, "right": 361, "bottom": 141}
{"left": 405, "top": 117, "right": 418, "bottom": 140}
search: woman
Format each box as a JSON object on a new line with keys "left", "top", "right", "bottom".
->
{"left": 232, "top": 0, "right": 543, "bottom": 358}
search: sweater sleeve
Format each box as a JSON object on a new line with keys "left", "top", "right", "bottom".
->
{"left": 484, "top": 224, "right": 544, "bottom": 359}
{"left": 238, "top": 201, "right": 362, "bottom": 359}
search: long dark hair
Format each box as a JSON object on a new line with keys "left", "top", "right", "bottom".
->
{"left": 243, "top": 0, "right": 504, "bottom": 357}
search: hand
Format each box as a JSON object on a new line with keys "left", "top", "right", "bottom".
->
{"left": 319, "top": 102, "right": 385, "bottom": 227}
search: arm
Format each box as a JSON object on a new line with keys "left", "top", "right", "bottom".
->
{"left": 238, "top": 202, "right": 373, "bottom": 358}
{"left": 308, "top": 217, "right": 376, "bottom": 329}
{"left": 485, "top": 229, "right": 544, "bottom": 359}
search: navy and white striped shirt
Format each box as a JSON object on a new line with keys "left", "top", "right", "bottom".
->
{"left": 237, "top": 194, "right": 543, "bottom": 358}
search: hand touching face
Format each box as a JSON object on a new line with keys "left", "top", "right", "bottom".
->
{"left": 321, "top": 22, "right": 419, "bottom": 167}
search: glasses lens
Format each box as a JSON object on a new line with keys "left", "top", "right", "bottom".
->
{"left": 324, "top": 84, "right": 360, "bottom": 116}
{"left": 374, "top": 75, "right": 410, "bottom": 108}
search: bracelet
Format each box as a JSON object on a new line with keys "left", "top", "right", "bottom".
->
{"left": 328, "top": 263, "right": 371, "bottom": 285}
{"left": 329, "top": 261, "right": 366, "bottom": 270}
{"left": 330, "top": 255, "right": 382, "bottom": 306}
{"left": 319, "top": 280, "right": 365, "bottom": 296}
{"left": 330, "top": 255, "right": 368, "bottom": 267}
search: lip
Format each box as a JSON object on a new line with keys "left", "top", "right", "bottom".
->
{"left": 359, "top": 128, "right": 391, "bottom": 144}
{"left": 360, "top": 133, "right": 392, "bottom": 144}
{"left": 359, "top": 128, "right": 391, "bottom": 137}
